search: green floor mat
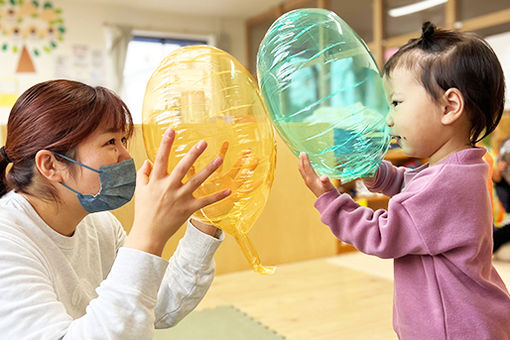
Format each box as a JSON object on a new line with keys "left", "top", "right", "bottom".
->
{"left": 153, "top": 305, "right": 285, "bottom": 340}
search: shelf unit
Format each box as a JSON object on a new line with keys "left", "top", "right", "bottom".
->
{"left": 246, "top": 0, "right": 510, "bottom": 72}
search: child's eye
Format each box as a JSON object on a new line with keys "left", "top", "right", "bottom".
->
{"left": 391, "top": 101, "right": 401, "bottom": 107}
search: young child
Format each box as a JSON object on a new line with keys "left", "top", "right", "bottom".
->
{"left": 298, "top": 22, "right": 510, "bottom": 339}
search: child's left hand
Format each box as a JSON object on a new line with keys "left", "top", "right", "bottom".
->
{"left": 298, "top": 152, "right": 335, "bottom": 198}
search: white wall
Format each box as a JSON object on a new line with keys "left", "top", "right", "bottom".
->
{"left": 0, "top": 0, "right": 246, "bottom": 123}
{"left": 487, "top": 31, "right": 510, "bottom": 111}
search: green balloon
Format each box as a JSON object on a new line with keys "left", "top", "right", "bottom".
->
{"left": 257, "top": 8, "right": 390, "bottom": 182}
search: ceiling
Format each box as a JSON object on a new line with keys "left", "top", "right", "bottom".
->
{"left": 82, "top": 0, "right": 281, "bottom": 19}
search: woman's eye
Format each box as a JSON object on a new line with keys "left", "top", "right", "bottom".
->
{"left": 121, "top": 137, "right": 127, "bottom": 146}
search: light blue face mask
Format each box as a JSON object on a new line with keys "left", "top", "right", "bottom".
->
{"left": 54, "top": 153, "right": 136, "bottom": 213}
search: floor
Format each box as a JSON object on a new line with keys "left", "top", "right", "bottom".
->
{"left": 196, "top": 248, "right": 510, "bottom": 340}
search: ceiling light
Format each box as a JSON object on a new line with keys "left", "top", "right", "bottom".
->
{"left": 388, "top": 0, "right": 448, "bottom": 17}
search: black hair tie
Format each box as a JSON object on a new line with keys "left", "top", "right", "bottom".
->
{"left": 421, "top": 21, "right": 435, "bottom": 43}
{"left": 0, "top": 147, "right": 11, "bottom": 164}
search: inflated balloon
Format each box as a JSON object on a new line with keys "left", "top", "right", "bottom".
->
{"left": 142, "top": 46, "right": 276, "bottom": 275}
{"left": 257, "top": 8, "right": 390, "bottom": 182}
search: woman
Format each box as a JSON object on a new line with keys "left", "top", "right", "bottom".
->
{"left": 0, "top": 79, "right": 231, "bottom": 339}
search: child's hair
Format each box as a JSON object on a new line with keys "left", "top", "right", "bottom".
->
{"left": 383, "top": 21, "right": 505, "bottom": 145}
{"left": 0, "top": 79, "right": 134, "bottom": 200}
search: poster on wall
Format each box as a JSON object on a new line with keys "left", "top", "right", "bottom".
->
{"left": 53, "top": 45, "right": 107, "bottom": 86}
{"left": 0, "top": 0, "right": 66, "bottom": 73}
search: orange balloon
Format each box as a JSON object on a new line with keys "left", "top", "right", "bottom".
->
{"left": 142, "top": 46, "right": 277, "bottom": 274}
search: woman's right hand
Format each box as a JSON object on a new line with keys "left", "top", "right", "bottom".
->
{"left": 124, "top": 128, "right": 231, "bottom": 257}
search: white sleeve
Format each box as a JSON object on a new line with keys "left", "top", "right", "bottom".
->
{"left": 154, "top": 220, "right": 224, "bottom": 328}
{"left": 0, "top": 230, "right": 168, "bottom": 340}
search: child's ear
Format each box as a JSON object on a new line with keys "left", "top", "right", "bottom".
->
{"left": 440, "top": 88, "right": 465, "bottom": 125}
{"left": 34, "top": 150, "right": 65, "bottom": 183}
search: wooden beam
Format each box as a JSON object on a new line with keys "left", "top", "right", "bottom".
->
{"left": 317, "top": 0, "right": 330, "bottom": 9}
{"left": 245, "top": 22, "right": 252, "bottom": 75}
{"left": 459, "top": 8, "right": 510, "bottom": 32}
{"left": 384, "top": 8, "right": 510, "bottom": 48}
{"left": 282, "top": 0, "right": 317, "bottom": 12}
{"left": 373, "top": 0, "right": 384, "bottom": 69}
{"left": 246, "top": 6, "right": 280, "bottom": 27}
{"left": 384, "top": 31, "right": 420, "bottom": 48}
{"left": 445, "top": 0, "right": 457, "bottom": 29}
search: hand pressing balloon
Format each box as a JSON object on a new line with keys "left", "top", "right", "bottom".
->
{"left": 257, "top": 8, "right": 390, "bottom": 183}
{"left": 142, "top": 46, "right": 276, "bottom": 274}
{"left": 187, "top": 141, "right": 262, "bottom": 221}
{"left": 298, "top": 152, "right": 335, "bottom": 198}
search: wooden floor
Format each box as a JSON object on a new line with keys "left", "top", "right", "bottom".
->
{"left": 196, "top": 254, "right": 395, "bottom": 340}
{"left": 196, "top": 251, "right": 510, "bottom": 340}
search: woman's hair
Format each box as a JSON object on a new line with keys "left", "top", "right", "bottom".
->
{"left": 383, "top": 21, "right": 505, "bottom": 145}
{"left": 0, "top": 79, "right": 134, "bottom": 199}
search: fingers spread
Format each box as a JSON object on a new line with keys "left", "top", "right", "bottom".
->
{"left": 137, "top": 160, "right": 153, "bottom": 186}
{"left": 194, "top": 189, "right": 232, "bottom": 211}
{"left": 170, "top": 140, "right": 207, "bottom": 184}
{"left": 184, "top": 156, "right": 223, "bottom": 193}
{"left": 152, "top": 128, "right": 175, "bottom": 180}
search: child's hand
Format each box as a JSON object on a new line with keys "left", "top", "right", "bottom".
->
{"left": 298, "top": 152, "right": 335, "bottom": 198}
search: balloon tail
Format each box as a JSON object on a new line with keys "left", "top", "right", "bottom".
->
{"left": 234, "top": 232, "right": 275, "bottom": 275}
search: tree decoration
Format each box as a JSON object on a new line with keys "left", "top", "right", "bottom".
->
{"left": 0, "top": 0, "right": 66, "bottom": 72}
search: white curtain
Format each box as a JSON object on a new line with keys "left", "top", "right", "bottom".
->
{"left": 104, "top": 24, "right": 133, "bottom": 94}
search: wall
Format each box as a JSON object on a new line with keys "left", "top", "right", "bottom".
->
{"left": 0, "top": 0, "right": 247, "bottom": 123}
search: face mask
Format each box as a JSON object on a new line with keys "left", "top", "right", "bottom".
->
{"left": 54, "top": 153, "right": 136, "bottom": 213}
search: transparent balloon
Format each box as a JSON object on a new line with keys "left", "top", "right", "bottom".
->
{"left": 142, "top": 46, "right": 277, "bottom": 274}
{"left": 257, "top": 8, "right": 390, "bottom": 182}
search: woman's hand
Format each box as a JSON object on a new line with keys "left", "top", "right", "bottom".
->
{"left": 187, "top": 142, "right": 260, "bottom": 219}
{"left": 125, "top": 128, "right": 231, "bottom": 256}
{"left": 298, "top": 152, "right": 335, "bottom": 198}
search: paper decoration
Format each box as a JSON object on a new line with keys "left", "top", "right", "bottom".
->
{"left": 0, "top": 0, "right": 66, "bottom": 73}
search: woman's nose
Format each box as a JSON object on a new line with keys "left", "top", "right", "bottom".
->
{"left": 118, "top": 144, "right": 131, "bottom": 162}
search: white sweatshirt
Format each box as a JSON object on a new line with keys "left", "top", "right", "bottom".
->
{"left": 0, "top": 191, "right": 223, "bottom": 339}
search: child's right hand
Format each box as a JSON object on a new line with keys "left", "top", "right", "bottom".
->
{"left": 298, "top": 152, "right": 335, "bottom": 198}
{"left": 125, "top": 128, "right": 231, "bottom": 257}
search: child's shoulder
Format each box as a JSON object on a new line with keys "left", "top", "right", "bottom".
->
{"left": 402, "top": 148, "right": 488, "bottom": 198}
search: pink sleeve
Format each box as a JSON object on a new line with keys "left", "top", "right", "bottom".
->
{"left": 314, "top": 190, "right": 430, "bottom": 258}
{"left": 366, "top": 161, "right": 407, "bottom": 197}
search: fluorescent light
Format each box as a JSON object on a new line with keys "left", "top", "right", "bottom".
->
{"left": 388, "top": 0, "right": 448, "bottom": 17}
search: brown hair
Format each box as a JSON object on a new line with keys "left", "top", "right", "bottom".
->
{"left": 383, "top": 22, "right": 505, "bottom": 144}
{"left": 0, "top": 79, "right": 134, "bottom": 199}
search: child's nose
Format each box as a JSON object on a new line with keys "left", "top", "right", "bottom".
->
{"left": 386, "top": 113, "right": 394, "bottom": 127}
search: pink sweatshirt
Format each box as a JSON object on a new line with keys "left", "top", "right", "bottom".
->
{"left": 315, "top": 148, "right": 510, "bottom": 339}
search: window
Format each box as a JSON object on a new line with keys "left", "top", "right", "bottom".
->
{"left": 122, "top": 32, "right": 213, "bottom": 123}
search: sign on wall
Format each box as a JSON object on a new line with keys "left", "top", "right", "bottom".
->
{"left": 0, "top": 0, "right": 66, "bottom": 73}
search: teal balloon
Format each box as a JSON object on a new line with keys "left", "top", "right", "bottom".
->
{"left": 257, "top": 8, "right": 390, "bottom": 182}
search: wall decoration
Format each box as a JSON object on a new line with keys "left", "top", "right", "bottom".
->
{"left": 0, "top": 0, "right": 66, "bottom": 73}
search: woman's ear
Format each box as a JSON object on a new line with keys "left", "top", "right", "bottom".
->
{"left": 440, "top": 88, "right": 465, "bottom": 126}
{"left": 34, "top": 150, "right": 64, "bottom": 183}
